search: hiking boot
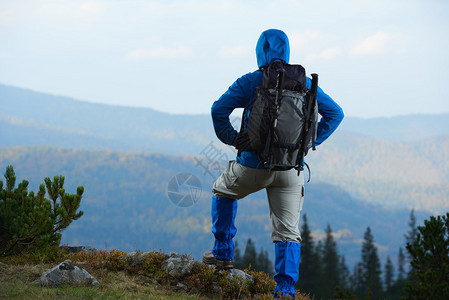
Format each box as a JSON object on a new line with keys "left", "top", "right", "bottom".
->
{"left": 202, "top": 251, "right": 234, "bottom": 269}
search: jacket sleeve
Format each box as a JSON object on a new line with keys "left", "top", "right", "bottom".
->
{"left": 307, "top": 77, "right": 344, "bottom": 145}
{"left": 211, "top": 74, "right": 252, "bottom": 146}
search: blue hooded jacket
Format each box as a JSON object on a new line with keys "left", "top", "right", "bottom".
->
{"left": 211, "top": 29, "right": 344, "bottom": 169}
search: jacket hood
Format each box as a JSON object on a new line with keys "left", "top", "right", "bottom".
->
{"left": 255, "top": 29, "right": 290, "bottom": 68}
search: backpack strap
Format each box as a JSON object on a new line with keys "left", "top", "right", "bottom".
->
{"left": 295, "top": 73, "right": 318, "bottom": 174}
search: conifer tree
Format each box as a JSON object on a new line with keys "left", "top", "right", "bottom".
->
{"left": 242, "top": 238, "right": 257, "bottom": 269}
{"left": 321, "top": 224, "right": 340, "bottom": 299}
{"left": 237, "top": 238, "right": 273, "bottom": 274}
{"left": 296, "top": 214, "right": 321, "bottom": 297}
{"left": 384, "top": 256, "right": 394, "bottom": 297}
{"left": 338, "top": 256, "right": 351, "bottom": 291}
{"left": 389, "top": 248, "right": 406, "bottom": 299}
{"left": 405, "top": 209, "right": 417, "bottom": 268}
{"left": 405, "top": 213, "right": 449, "bottom": 299}
{"left": 351, "top": 262, "right": 364, "bottom": 297}
{"left": 356, "top": 227, "right": 383, "bottom": 299}
{"left": 0, "top": 165, "right": 84, "bottom": 256}
{"left": 257, "top": 248, "right": 273, "bottom": 275}
{"left": 405, "top": 209, "right": 418, "bottom": 247}
{"left": 234, "top": 241, "right": 243, "bottom": 269}
{"left": 397, "top": 247, "right": 406, "bottom": 281}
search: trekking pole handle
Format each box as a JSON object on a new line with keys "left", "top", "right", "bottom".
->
{"left": 311, "top": 73, "right": 318, "bottom": 94}
{"left": 275, "top": 70, "right": 285, "bottom": 104}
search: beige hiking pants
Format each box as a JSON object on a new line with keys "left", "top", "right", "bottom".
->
{"left": 212, "top": 160, "right": 304, "bottom": 243}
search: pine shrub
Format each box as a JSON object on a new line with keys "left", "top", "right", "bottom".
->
{"left": 0, "top": 165, "right": 84, "bottom": 256}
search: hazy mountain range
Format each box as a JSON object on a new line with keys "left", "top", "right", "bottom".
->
{"left": 1, "top": 83, "right": 448, "bottom": 213}
{"left": 0, "top": 146, "right": 431, "bottom": 270}
{"left": 0, "top": 83, "right": 447, "bottom": 269}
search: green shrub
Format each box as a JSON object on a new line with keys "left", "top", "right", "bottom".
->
{"left": 0, "top": 165, "right": 84, "bottom": 256}
{"left": 405, "top": 212, "right": 449, "bottom": 299}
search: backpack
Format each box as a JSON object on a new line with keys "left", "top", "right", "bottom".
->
{"left": 235, "top": 60, "right": 319, "bottom": 174}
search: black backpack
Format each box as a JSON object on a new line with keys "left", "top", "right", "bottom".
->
{"left": 235, "top": 60, "right": 318, "bottom": 174}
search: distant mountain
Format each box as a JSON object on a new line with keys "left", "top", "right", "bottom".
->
{"left": 0, "top": 146, "right": 431, "bottom": 270}
{"left": 339, "top": 114, "right": 449, "bottom": 142}
{"left": 2, "top": 83, "right": 449, "bottom": 151}
{"left": 0, "top": 83, "right": 215, "bottom": 155}
{"left": 2, "top": 83, "right": 447, "bottom": 213}
{"left": 308, "top": 131, "right": 449, "bottom": 213}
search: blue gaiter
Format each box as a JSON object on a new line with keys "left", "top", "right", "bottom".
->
{"left": 274, "top": 241, "right": 301, "bottom": 298}
{"left": 211, "top": 196, "right": 238, "bottom": 260}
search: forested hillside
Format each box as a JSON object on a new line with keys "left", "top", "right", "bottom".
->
{"left": 308, "top": 131, "right": 449, "bottom": 213}
{"left": 1, "top": 83, "right": 448, "bottom": 213}
{"left": 0, "top": 146, "right": 430, "bottom": 270}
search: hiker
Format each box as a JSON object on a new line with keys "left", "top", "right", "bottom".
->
{"left": 203, "top": 29, "right": 344, "bottom": 298}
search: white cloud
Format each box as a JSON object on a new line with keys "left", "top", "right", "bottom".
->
{"left": 0, "top": 8, "right": 14, "bottom": 24}
{"left": 351, "top": 31, "right": 391, "bottom": 55}
{"left": 333, "top": 229, "right": 353, "bottom": 239}
{"left": 289, "top": 30, "right": 321, "bottom": 48}
{"left": 312, "top": 228, "right": 353, "bottom": 241}
{"left": 79, "top": 2, "right": 105, "bottom": 15}
{"left": 125, "top": 46, "right": 193, "bottom": 60}
{"left": 218, "top": 45, "right": 251, "bottom": 58}
{"left": 34, "top": 1, "right": 105, "bottom": 20}
{"left": 306, "top": 47, "right": 342, "bottom": 61}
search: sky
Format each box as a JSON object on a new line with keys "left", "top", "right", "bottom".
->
{"left": 1, "top": 0, "right": 448, "bottom": 118}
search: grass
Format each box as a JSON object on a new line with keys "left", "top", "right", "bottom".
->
{"left": 0, "top": 262, "right": 201, "bottom": 299}
{"left": 0, "top": 249, "right": 309, "bottom": 299}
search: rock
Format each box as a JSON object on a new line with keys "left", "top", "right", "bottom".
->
{"left": 226, "top": 268, "right": 253, "bottom": 283}
{"left": 34, "top": 259, "right": 100, "bottom": 287}
{"left": 126, "top": 251, "right": 144, "bottom": 268}
{"left": 176, "top": 282, "right": 188, "bottom": 291}
{"left": 61, "top": 246, "right": 96, "bottom": 254}
{"left": 127, "top": 251, "right": 141, "bottom": 260}
{"left": 212, "top": 282, "right": 223, "bottom": 294}
{"left": 126, "top": 251, "right": 153, "bottom": 268}
{"left": 162, "top": 252, "right": 195, "bottom": 276}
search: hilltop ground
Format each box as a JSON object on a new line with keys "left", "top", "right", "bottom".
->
{"left": 0, "top": 248, "right": 310, "bottom": 300}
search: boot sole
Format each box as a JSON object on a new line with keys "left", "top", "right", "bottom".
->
{"left": 202, "top": 256, "right": 234, "bottom": 269}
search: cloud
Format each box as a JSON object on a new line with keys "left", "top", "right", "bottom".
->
{"left": 125, "top": 46, "right": 193, "bottom": 60}
{"left": 218, "top": 45, "right": 251, "bottom": 58}
{"left": 0, "top": 8, "right": 14, "bottom": 24}
{"left": 289, "top": 30, "right": 322, "bottom": 49}
{"left": 306, "top": 47, "right": 342, "bottom": 61}
{"left": 34, "top": 1, "right": 105, "bottom": 20}
{"left": 311, "top": 228, "right": 353, "bottom": 241}
{"left": 79, "top": 2, "right": 105, "bottom": 15}
{"left": 333, "top": 229, "right": 353, "bottom": 239}
{"left": 351, "top": 31, "right": 391, "bottom": 55}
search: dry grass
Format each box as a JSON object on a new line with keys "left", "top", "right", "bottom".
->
{"left": 0, "top": 250, "right": 310, "bottom": 299}
{"left": 0, "top": 262, "right": 202, "bottom": 300}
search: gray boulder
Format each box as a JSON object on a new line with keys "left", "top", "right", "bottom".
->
{"left": 162, "top": 252, "right": 195, "bottom": 276}
{"left": 226, "top": 268, "right": 253, "bottom": 283}
{"left": 126, "top": 251, "right": 144, "bottom": 268}
{"left": 34, "top": 259, "right": 100, "bottom": 287}
{"left": 125, "top": 251, "right": 153, "bottom": 268}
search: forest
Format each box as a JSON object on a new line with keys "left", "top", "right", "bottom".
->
{"left": 2, "top": 162, "right": 447, "bottom": 299}
{"left": 232, "top": 211, "right": 449, "bottom": 299}
{"left": 0, "top": 146, "right": 432, "bottom": 270}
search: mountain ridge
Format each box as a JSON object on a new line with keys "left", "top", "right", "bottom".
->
{"left": 2, "top": 83, "right": 449, "bottom": 144}
{"left": 0, "top": 145, "right": 432, "bottom": 271}
{"left": 1, "top": 83, "right": 448, "bottom": 213}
